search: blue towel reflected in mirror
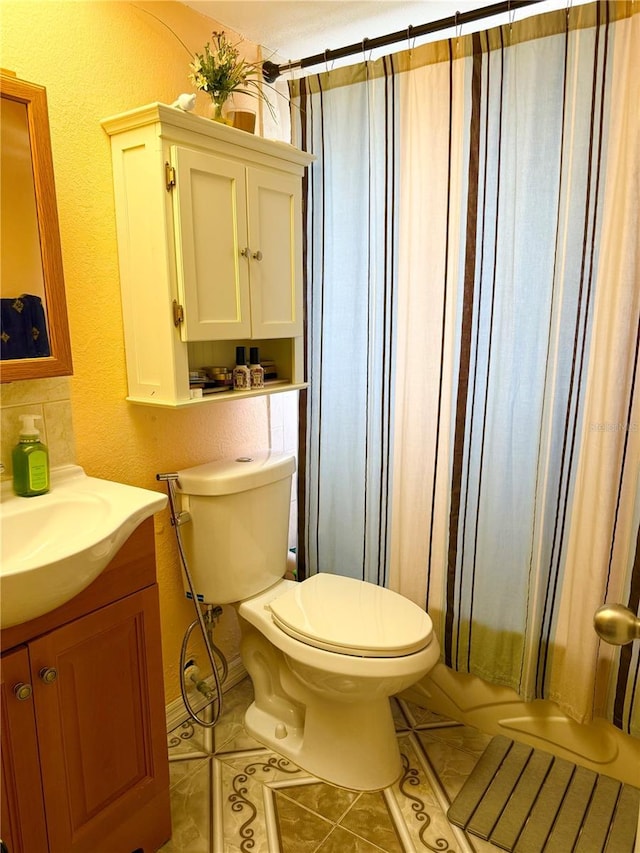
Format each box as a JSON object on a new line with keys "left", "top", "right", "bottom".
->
{"left": 1, "top": 294, "right": 51, "bottom": 360}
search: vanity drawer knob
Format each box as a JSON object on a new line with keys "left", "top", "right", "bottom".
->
{"left": 13, "top": 682, "right": 33, "bottom": 701}
{"left": 39, "top": 667, "right": 58, "bottom": 684}
{"left": 252, "top": 250, "right": 263, "bottom": 261}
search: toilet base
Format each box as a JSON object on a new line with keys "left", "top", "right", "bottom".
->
{"left": 243, "top": 692, "right": 403, "bottom": 791}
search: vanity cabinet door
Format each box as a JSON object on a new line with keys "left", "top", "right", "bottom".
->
{"left": 0, "top": 646, "right": 48, "bottom": 853}
{"left": 29, "top": 587, "right": 170, "bottom": 853}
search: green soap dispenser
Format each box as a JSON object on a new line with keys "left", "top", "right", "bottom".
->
{"left": 12, "top": 414, "right": 50, "bottom": 497}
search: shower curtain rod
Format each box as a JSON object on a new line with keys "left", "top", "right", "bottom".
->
{"left": 262, "top": 0, "right": 544, "bottom": 81}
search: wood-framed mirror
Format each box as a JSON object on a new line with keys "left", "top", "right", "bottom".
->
{"left": 0, "top": 72, "right": 72, "bottom": 382}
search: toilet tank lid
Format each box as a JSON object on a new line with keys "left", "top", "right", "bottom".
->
{"left": 176, "top": 452, "right": 296, "bottom": 496}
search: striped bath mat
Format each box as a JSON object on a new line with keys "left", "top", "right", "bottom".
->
{"left": 447, "top": 735, "right": 639, "bottom": 852}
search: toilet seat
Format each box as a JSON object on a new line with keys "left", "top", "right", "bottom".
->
{"left": 268, "top": 573, "right": 432, "bottom": 658}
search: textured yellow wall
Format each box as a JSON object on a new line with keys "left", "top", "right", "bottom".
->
{"left": 0, "top": 1, "right": 270, "bottom": 702}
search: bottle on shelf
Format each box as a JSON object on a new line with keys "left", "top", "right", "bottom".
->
{"left": 233, "top": 346, "right": 251, "bottom": 391}
{"left": 249, "top": 347, "right": 265, "bottom": 389}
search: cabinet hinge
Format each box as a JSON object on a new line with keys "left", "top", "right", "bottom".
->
{"left": 172, "top": 300, "right": 184, "bottom": 327}
{"left": 165, "top": 162, "right": 176, "bottom": 191}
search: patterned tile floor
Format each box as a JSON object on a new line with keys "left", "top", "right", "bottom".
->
{"left": 159, "top": 677, "right": 505, "bottom": 853}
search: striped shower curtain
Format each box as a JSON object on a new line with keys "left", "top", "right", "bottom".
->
{"left": 291, "top": 1, "right": 639, "bottom": 735}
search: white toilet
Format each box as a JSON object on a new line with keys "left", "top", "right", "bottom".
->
{"left": 175, "top": 452, "right": 440, "bottom": 791}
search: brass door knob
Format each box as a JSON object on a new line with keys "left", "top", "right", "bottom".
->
{"left": 594, "top": 604, "right": 640, "bottom": 646}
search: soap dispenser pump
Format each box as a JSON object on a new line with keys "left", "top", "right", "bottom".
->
{"left": 12, "top": 414, "right": 50, "bottom": 497}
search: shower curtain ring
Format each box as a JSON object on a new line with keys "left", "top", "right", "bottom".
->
{"left": 407, "top": 24, "right": 416, "bottom": 59}
{"left": 455, "top": 11, "right": 462, "bottom": 55}
{"left": 362, "top": 37, "right": 372, "bottom": 63}
{"left": 324, "top": 48, "right": 334, "bottom": 73}
{"left": 508, "top": 1, "right": 517, "bottom": 35}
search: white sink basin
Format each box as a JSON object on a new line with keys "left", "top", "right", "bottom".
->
{"left": 0, "top": 465, "right": 167, "bottom": 629}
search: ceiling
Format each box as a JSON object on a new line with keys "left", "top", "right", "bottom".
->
{"left": 180, "top": 0, "right": 591, "bottom": 70}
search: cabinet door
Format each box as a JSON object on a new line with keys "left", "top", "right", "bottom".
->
{"left": 0, "top": 647, "right": 48, "bottom": 853}
{"left": 29, "top": 587, "right": 170, "bottom": 853}
{"left": 247, "top": 168, "right": 303, "bottom": 338}
{"left": 172, "top": 146, "right": 252, "bottom": 341}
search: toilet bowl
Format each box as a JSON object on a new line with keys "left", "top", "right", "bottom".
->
{"left": 175, "top": 452, "right": 440, "bottom": 791}
{"left": 238, "top": 574, "right": 440, "bottom": 790}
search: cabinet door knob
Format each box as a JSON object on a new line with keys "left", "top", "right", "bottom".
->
{"left": 240, "top": 247, "right": 251, "bottom": 259}
{"left": 13, "top": 682, "right": 33, "bottom": 701}
{"left": 252, "top": 250, "right": 263, "bottom": 261}
{"left": 39, "top": 667, "right": 58, "bottom": 684}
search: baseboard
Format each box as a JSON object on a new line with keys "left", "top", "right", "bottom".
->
{"left": 165, "top": 655, "right": 247, "bottom": 732}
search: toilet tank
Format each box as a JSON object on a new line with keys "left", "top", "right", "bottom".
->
{"left": 175, "top": 452, "right": 295, "bottom": 604}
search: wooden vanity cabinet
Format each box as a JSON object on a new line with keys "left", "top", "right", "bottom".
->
{"left": 0, "top": 519, "right": 170, "bottom": 853}
{"left": 101, "top": 104, "right": 313, "bottom": 408}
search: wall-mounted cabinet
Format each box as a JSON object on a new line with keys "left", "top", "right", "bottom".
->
{"left": 102, "top": 104, "right": 313, "bottom": 407}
